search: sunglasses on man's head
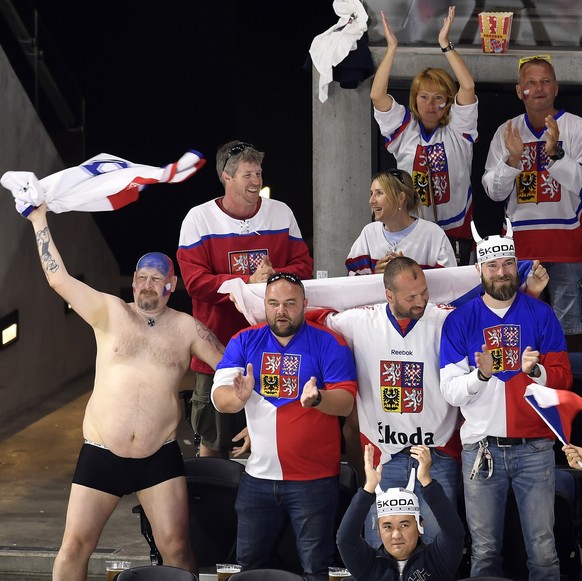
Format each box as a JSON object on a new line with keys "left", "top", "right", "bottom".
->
{"left": 266, "top": 272, "right": 303, "bottom": 287}
{"left": 222, "top": 142, "right": 256, "bottom": 172}
{"left": 517, "top": 54, "right": 552, "bottom": 71}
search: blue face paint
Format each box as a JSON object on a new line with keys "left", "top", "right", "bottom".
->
{"left": 135, "top": 252, "right": 175, "bottom": 278}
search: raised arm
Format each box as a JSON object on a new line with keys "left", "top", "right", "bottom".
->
{"left": 370, "top": 11, "right": 397, "bottom": 112}
{"left": 438, "top": 6, "right": 476, "bottom": 106}
{"left": 27, "top": 204, "right": 108, "bottom": 328}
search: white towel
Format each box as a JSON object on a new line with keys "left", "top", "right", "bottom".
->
{"left": 309, "top": 0, "right": 368, "bottom": 103}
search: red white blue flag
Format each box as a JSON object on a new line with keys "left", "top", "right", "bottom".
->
{"left": 524, "top": 383, "right": 582, "bottom": 445}
{"left": 1, "top": 150, "right": 205, "bottom": 216}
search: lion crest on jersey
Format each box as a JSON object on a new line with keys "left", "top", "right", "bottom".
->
{"left": 380, "top": 360, "right": 424, "bottom": 413}
{"left": 483, "top": 324, "right": 521, "bottom": 372}
{"left": 260, "top": 352, "right": 301, "bottom": 399}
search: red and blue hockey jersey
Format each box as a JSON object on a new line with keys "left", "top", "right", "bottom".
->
{"left": 440, "top": 291, "right": 572, "bottom": 444}
{"left": 212, "top": 321, "right": 357, "bottom": 480}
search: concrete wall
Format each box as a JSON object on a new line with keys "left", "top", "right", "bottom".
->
{"left": 0, "top": 42, "right": 119, "bottom": 431}
{"left": 312, "top": 48, "right": 582, "bottom": 277}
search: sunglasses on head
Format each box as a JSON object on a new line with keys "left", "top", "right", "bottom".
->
{"left": 266, "top": 272, "right": 304, "bottom": 287}
{"left": 385, "top": 168, "right": 404, "bottom": 184}
{"left": 222, "top": 142, "right": 255, "bottom": 172}
{"left": 517, "top": 54, "right": 552, "bottom": 71}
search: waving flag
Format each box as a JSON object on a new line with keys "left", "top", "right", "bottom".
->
{"left": 1, "top": 150, "right": 206, "bottom": 216}
{"left": 524, "top": 383, "right": 582, "bottom": 445}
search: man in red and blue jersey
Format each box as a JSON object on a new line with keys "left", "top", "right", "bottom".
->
{"left": 212, "top": 272, "right": 357, "bottom": 581}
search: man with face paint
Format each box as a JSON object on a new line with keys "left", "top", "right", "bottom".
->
{"left": 25, "top": 204, "right": 225, "bottom": 581}
{"left": 440, "top": 220, "right": 572, "bottom": 580}
{"left": 177, "top": 141, "right": 313, "bottom": 458}
{"left": 482, "top": 55, "right": 582, "bottom": 352}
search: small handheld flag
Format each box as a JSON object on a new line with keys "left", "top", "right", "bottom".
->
{"left": 524, "top": 383, "right": 582, "bottom": 446}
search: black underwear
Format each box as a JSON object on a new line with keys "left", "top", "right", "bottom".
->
{"left": 72, "top": 439, "right": 185, "bottom": 497}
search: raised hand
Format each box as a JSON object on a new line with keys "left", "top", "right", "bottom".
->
{"left": 438, "top": 5, "right": 455, "bottom": 47}
{"left": 363, "top": 443, "right": 383, "bottom": 493}
{"left": 233, "top": 363, "right": 255, "bottom": 404}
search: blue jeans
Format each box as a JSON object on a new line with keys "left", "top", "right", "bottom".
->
{"left": 364, "top": 448, "right": 460, "bottom": 547}
{"left": 462, "top": 438, "right": 559, "bottom": 581}
{"left": 235, "top": 472, "right": 339, "bottom": 581}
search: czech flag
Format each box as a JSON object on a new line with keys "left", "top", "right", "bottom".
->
{"left": 524, "top": 383, "right": 582, "bottom": 445}
{"left": 1, "top": 150, "right": 206, "bottom": 217}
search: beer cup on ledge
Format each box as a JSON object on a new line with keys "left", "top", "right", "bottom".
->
{"left": 105, "top": 560, "right": 131, "bottom": 581}
{"left": 216, "top": 563, "right": 242, "bottom": 581}
{"left": 328, "top": 566, "right": 351, "bottom": 581}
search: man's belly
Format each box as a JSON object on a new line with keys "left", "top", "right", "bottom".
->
{"left": 82, "top": 387, "right": 182, "bottom": 458}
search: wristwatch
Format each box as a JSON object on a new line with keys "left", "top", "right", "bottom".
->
{"left": 441, "top": 42, "right": 455, "bottom": 53}
{"left": 312, "top": 390, "right": 322, "bottom": 407}
{"left": 527, "top": 364, "right": 541, "bottom": 378}
{"left": 550, "top": 145, "right": 565, "bottom": 161}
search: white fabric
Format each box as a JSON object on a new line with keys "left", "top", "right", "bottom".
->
{"left": 218, "top": 266, "right": 480, "bottom": 326}
{"left": 1, "top": 150, "right": 204, "bottom": 215}
{"left": 309, "top": 0, "right": 368, "bottom": 103}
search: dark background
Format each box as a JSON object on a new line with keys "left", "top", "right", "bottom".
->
{"left": 26, "top": 1, "right": 336, "bottom": 275}
{"left": 9, "top": 2, "right": 582, "bottom": 275}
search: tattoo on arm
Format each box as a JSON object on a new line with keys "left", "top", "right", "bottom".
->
{"left": 195, "top": 320, "right": 225, "bottom": 353}
{"left": 36, "top": 228, "right": 59, "bottom": 275}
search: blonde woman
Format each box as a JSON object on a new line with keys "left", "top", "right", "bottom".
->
{"left": 346, "top": 169, "right": 456, "bottom": 274}
{"left": 370, "top": 6, "right": 477, "bottom": 265}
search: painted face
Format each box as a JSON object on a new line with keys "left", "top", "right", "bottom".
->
{"left": 386, "top": 267, "right": 429, "bottom": 320}
{"left": 480, "top": 258, "right": 519, "bottom": 301}
{"left": 517, "top": 63, "right": 558, "bottom": 113}
{"left": 369, "top": 179, "right": 399, "bottom": 224}
{"left": 133, "top": 266, "right": 173, "bottom": 311}
{"left": 378, "top": 514, "right": 421, "bottom": 561}
{"left": 226, "top": 161, "right": 263, "bottom": 208}
{"left": 416, "top": 82, "right": 448, "bottom": 130}
{"left": 265, "top": 280, "right": 306, "bottom": 339}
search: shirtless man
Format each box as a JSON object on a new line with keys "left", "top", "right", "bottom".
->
{"left": 26, "top": 204, "right": 224, "bottom": 581}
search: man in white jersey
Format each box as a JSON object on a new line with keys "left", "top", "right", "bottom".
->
{"left": 308, "top": 254, "right": 550, "bottom": 550}
{"left": 482, "top": 55, "right": 582, "bottom": 351}
{"left": 309, "top": 256, "right": 461, "bottom": 547}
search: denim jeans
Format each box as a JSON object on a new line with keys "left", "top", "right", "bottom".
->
{"left": 462, "top": 438, "right": 559, "bottom": 581}
{"left": 364, "top": 448, "right": 460, "bottom": 547}
{"left": 235, "top": 472, "right": 339, "bottom": 581}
